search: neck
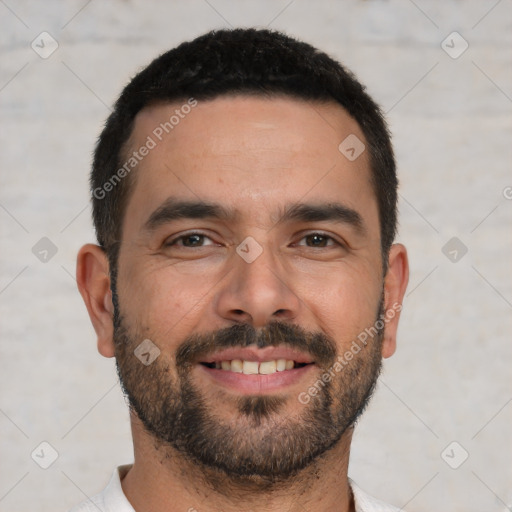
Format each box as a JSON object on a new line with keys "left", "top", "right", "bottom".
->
{"left": 122, "top": 416, "right": 355, "bottom": 512}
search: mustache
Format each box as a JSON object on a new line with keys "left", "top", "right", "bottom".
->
{"left": 175, "top": 321, "right": 337, "bottom": 369}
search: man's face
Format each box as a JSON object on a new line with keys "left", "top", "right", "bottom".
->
{"left": 113, "top": 96, "right": 386, "bottom": 480}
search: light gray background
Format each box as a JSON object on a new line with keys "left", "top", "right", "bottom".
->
{"left": 1, "top": 1, "right": 511, "bottom": 511}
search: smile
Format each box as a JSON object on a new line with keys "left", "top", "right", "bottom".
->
{"left": 201, "top": 359, "right": 310, "bottom": 374}
{"left": 196, "top": 346, "right": 316, "bottom": 394}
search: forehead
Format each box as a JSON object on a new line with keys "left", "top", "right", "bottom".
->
{"left": 123, "top": 95, "right": 377, "bottom": 231}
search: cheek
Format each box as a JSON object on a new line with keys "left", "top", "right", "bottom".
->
{"left": 297, "top": 262, "right": 381, "bottom": 344}
{"left": 118, "top": 259, "right": 223, "bottom": 338}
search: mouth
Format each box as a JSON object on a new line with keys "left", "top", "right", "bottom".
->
{"left": 200, "top": 359, "right": 310, "bottom": 374}
{"left": 196, "top": 346, "right": 315, "bottom": 394}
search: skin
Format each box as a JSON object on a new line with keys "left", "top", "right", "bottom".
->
{"left": 77, "top": 95, "right": 409, "bottom": 512}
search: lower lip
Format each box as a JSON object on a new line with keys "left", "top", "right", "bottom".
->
{"left": 197, "top": 364, "right": 314, "bottom": 394}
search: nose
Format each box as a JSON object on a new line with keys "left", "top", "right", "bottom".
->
{"left": 215, "top": 242, "right": 302, "bottom": 328}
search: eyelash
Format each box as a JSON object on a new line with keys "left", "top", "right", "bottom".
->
{"left": 165, "top": 231, "right": 342, "bottom": 248}
{"left": 165, "top": 232, "right": 217, "bottom": 248}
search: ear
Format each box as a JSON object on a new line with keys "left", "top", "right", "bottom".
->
{"left": 76, "top": 244, "right": 116, "bottom": 358}
{"left": 381, "top": 243, "right": 409, "bottom": 359}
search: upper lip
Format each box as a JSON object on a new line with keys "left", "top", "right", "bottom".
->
{"left": 199, "top": 346, "right": 314, "bottom": 364}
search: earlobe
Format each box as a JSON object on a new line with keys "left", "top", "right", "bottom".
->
{"left": 381, "top": 243, "right": 409, "bottom": 359}
{"left": 76, "top": 244, "right": 116, "bottom": 358}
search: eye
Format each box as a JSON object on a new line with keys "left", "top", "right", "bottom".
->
{"left": 165, "top": 232, "right": 216, "bottom": 248}
{"left": 296, "top": 233, "right": 337, "bottom": 248}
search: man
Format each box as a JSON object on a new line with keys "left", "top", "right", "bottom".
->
{"left": 74, "top": 28, "right": 409, "bottom": 512}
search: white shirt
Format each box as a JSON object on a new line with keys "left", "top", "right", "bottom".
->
{"left": 69, "top": 465, "right": 403, "bottom": 512}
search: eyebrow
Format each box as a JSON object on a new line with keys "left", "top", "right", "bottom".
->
{"left": 278, "top": 202, "right": 365, "bottom": 234}
{"left": 144, "top": 198, "right": 236, "bottom": 232}
{"left": 143, "top": 197, "right": 365, "bottom": 235}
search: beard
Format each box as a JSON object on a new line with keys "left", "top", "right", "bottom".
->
{"left": 113, "top": 294, "right": 384, "bottom": 485}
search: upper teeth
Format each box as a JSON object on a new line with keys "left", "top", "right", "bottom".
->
{"left": 215, "top": 359, "right": 295, "bottom": 374}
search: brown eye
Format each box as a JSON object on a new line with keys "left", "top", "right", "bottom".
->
{"left": 299, "top": 233, "right": 335, "bottom": 248}
{"left": 166, "top": 233, "right": 216, "bottom": 247}
{"left": 181, "top": 234, "right": 205, "bottom": 247}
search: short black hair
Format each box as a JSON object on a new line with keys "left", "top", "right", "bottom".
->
{"left": 91, "top": 28, "right": 397, "bottom": 271}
